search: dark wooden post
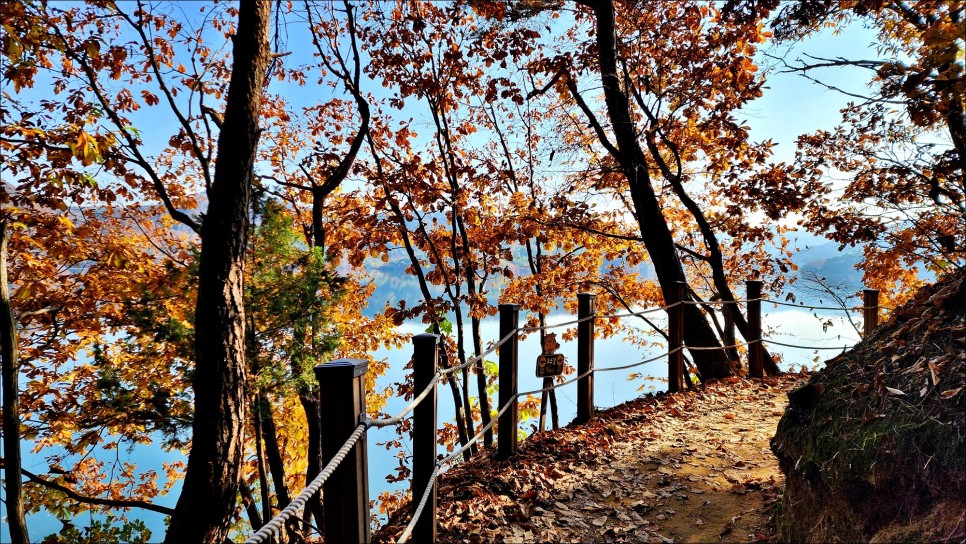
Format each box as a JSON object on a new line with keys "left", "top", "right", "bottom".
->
{"left": 746, "top": 280, "right": 763, "bottom": 379}
{"left": 412, "top": 334, "right": 438, "bottom": 542}
{"left": 668, "top": 282, "right": 685, "bottom": 392}
{"left": 316, "top": 359, "right": 370, "bottom": 544}
{"left": 863, "top": 289, "right": 880, "bottom": 339}
{"left": 497, "top": 303, "right": 520, "bottom": 460}
{"left": 575, "top": 292, "right": 596, "bottom": 424}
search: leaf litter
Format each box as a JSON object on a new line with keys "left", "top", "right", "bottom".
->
{"left": 375, "top": 372, "right": 809, "bottom": 543}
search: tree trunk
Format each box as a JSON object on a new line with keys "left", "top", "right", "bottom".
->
{"left": 297, "top": 391, "right": 325, "bottom": 533}
{"left": 164, "top": 1, "right": 271, "bottom": 541}
{"left": 253, "top": 411, "right": 272, "bottom": 526}
{"left": 239, "top": 479, "right": 263, "bottom": 532}
{"left": 580, "top": 0, "right": 734, "bottom": 379}
{"left": 256, "top": 393, "right": 292, "bottom": 509}
{"left": 1, "top": 217, "right": 30, "bottom": 544}
{"left": 470, "top": 314, "right": 493, "bottom": 448}
{"left": 368, "top": 143, "right": 472, "bottom": 457}
{"left": 453, "top": 307, "right": 478, "bottom": 456}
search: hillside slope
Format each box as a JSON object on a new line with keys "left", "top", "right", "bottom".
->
{"left": 771, "top": 269, "right": 966, "bottom": 542}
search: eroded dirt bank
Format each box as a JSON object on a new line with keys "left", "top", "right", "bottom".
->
{"left": 772, "top": 271, "right": 966, "bottom": 543}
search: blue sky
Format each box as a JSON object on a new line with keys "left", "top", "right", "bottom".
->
{"left": 1, "top": 7, "right": 891, "bottom": 542}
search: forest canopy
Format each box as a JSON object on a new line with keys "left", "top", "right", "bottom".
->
{"left": 1, "top": 0, "right": 961, "bottom": 542}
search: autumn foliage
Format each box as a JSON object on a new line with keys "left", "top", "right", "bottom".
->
{"left": 0, "top": 0, "right": 961, "bottom": 542}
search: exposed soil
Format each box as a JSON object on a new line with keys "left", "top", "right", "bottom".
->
{"left": 771, "top": 270, "right": 966, "bottom": 543}
{"left": 375, "top": 373, "right": 809, "bottom": 543}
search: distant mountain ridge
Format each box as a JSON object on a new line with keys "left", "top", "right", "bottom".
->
{"left": 357, "top": 233, "right": 867, "bottom": 315}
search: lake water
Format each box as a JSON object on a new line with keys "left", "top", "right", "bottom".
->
{"left": 2, "top": 304, "right": 863, "bottom": 542}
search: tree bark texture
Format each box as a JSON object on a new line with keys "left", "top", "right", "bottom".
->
{"left": 1, "top": 218, "right": 30, "bottom": 544}
{"left": 164, "top": 1, "right": 271, "bottom": 541}
{"left": 581, "top": 0, "right": 734, "bottom": 379}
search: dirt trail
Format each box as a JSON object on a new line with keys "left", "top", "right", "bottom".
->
{"left": 376, "top": 373, "right": 808, "bottom": 544}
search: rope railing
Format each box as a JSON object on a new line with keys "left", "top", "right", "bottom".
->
{"left": 368, "top": 373, "right": 441, "bottom": 428}
{"left": 266, "top": 282, "right": 888, "bottom": 544}
{"left": 443, "top": 395, "right": 515, "bottom": 466}
{"left": 396, "top": 395, "right": 516, "bottom": 543}
{"left": 519, "top": 313, "right": 598, "bottom": 333}
{"left": 440, "top": 325, "right": 518, "bottom": 377}
{"left": 244, "top": 424, "right": 367, "bottom": 544}
{"left": 683, "top": 298, "right": 750, "bottom": 306}
{"left": 763, "top": 338, "right": 853, "bottom": 351}
{"left": 605, "top": 302, "right": 677, "bottom": 319}
{"left": 766, "top": 299, "right": 886, "bottom": 312}
{"left": 518, "top": 367, "right": 595, "bottom": 397}
{"left": 686, "top": 341, "right": 750, "bottom": 351}
{"left": 396, "top": 463, "right": 442, "bottom": 544}
{"left": 593, "top": 348, "right": 679, "bottom": 374}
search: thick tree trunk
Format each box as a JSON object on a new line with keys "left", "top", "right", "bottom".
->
{"left": 582, "top": 0, "right": 734, "bottom": 379}
{"left": 164, "top": 1, "right": 271, "bottom": 542}
{"left": 1, "top": 218, "right": 30, "bottom": 544}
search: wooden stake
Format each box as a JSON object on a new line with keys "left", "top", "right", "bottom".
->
{"left": 412, "top": 334, "right": 438, "bottom": 543}
{"left": 497, "top": 304, "right": 520, "bottom": 459}
{"left": 576, "top": 292, "right": 596, "bottom": 423}
{"left": 316, "top": 359, "right": 370, "bottom": 544}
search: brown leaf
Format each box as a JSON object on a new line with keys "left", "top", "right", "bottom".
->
{"left": 940, "top": 387, "right": 963, "bottom": 399}
{"left": 928, "top": 361, "right": 940, "bottom": 386}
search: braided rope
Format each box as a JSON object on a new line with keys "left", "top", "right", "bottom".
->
{"left": 594, "top": 348, "right": 678, "bottom": 373}
{"left": 244, "top": 424, "right": 367, "bottom": 544}
{"left": 605, "top": 300, "right": 682, "bottom": 320}
{"left": 683, "top": 299, "right": 750, "bottom": 306}
{"left": 440, "top": 327, "right": 517, "bottom": 377}
{"left": 531, "top": 313, "right": 598, "bottom": 331}
{"left": 767, "top": 299, "right": 869, "bottom": 312}
{"left": 517, "top": 367, "right": 595, "bottom": 397}
{"left": 440, "top": 396, "right": 515, "bottom": 466}
{"left": 396, "top": 393, "right": 515, "bottom": 544}
{"left": 396, "top": 463, "right": 442, "bottom": 544}
{"left": 686, "top": 341, "right": 750, "bottom": 351}
{"left": 764, "top": 338, "right": 853, "bottom": 351}
{"left": 368, "top": 373, "right": 441, "bottom": 428}
{"left": 605, "top": 306, "right": 670, "bottom": 319}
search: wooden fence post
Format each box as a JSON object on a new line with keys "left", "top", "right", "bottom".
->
{"left": 668, "top": 282, "right": 685, "bottom": 392}
{"left": 576, "top": 292, "right": 596, "bottom": 424}
{"left": 863, "top": 289, "right": 880, "bottom": 339}
{"left": 497, "top": 303, "right": 520, "bottom": 460}
{"left": 412, "top": 334, "right": 438, "bottom": 543}
{"left": 316, "top": 359, "right": 370, "bottom": 544}
{"left": 746, "top": 280, "right": 763, "bottom": 379}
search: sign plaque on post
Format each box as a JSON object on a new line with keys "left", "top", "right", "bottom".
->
{"left": 536, "top": 333, "right": 565, "bottom": 377}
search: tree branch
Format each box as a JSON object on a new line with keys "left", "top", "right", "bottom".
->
{"left": 9, "top": 463, "right": 175, "bottom": 515}
{"left": 565, "top": 74, "right": 623, "bottom": 160}
{"left": 49, "top": 24, "right": 202, "bottom": 235}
